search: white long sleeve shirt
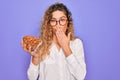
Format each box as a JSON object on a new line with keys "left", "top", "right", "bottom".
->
{"left": 27, "top": 38, "right": 86, "bottom": 80}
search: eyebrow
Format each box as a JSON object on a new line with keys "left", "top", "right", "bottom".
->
{"left": 51, "top": 16, "right": 67, "bottom": 20}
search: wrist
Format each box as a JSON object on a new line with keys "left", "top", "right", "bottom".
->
{"left": 64, "top": 47, "right": 72, "bottom": 57}
{"left": 32, "top": 56, "right": 39, "bottom": 65}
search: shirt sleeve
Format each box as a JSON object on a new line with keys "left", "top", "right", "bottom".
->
{"left": 27, "top": 57, "right": 39, "bottom": 80}
{"left": 66, "top": 39, "right": 86, "bottom": 80}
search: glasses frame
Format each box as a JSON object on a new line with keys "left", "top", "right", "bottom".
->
{"left": 49, "top": 18, "right": 68, "bottom": 27}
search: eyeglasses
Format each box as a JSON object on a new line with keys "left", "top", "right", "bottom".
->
{"left": 50, "top": 18, "right": 67, "bottom": 26}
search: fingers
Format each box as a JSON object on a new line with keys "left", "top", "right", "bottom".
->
{"left": 21, "top": 36, "right": 41, "bottom": 58}
{"left": 55, "top": 27, "right": 70, "bottom": 47}
{"left": 56, "top": 27, "right": 64, "bottom": 43}
{"left": 21, "top": 40, "right": 35, "bottom": 55}
{"left": 56, "top": 28, "right": 61, "bottom": 39}
{"left": 56, "top": 27, "right": 64, "bottom": 36}
{"left": 56, "top": 27, "right": 69, "bottom": 41}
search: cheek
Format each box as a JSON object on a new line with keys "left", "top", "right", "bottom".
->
{"left": 52, "top": 27, "right": 57, "bottom": 33}
{"left": 62, "top": 25, "right": 67, "bottom": 32}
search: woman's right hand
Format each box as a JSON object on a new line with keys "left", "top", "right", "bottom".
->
{"left": 21, "top": 35, "right": 41, "bottom": 57}
{"left": 21, "top": 36, "right": 42, "bottom": 65}
{"left": 21, "top": 40, "right": 39, "bottom": 58}
{"left": 21, "top": 36, "right": 41, "bottom": 66}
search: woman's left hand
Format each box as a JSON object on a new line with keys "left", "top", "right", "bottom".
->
{"left": 56, "top": 27, "right": 72, "bottom": 57}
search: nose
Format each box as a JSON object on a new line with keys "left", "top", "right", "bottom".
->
{"left": 56, "top": 21, "right": 60, "bottom": 26}
{"left": 56, "top": 21, "right": 62, "bottom": 29}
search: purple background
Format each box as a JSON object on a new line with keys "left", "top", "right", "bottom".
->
{"left": 0, "top": 0, "right": 120, "bottom": 80}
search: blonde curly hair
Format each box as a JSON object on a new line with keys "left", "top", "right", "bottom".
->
{"left": 37, "top": 2, "right": 75, "bottom": 61}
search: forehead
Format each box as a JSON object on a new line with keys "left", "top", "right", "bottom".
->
{"left": 52, "top": 10, "right": 66, "bottom": 19}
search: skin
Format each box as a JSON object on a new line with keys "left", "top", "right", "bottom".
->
{"left": 21, "top": 10, "right": 72, "bottom": 65}
{"left": 51, "top": 10, "right": 72, "bottom": 57}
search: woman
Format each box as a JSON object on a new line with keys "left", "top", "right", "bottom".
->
{"left": 22, "top": 2, "right": 86, "bottom": 80}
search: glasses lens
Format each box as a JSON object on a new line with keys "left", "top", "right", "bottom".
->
{"left": 50, "top": 20, "right": 56, "bottom": 26}
{"left": 59, "top": 19, "right": 67, "bottom": 26}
